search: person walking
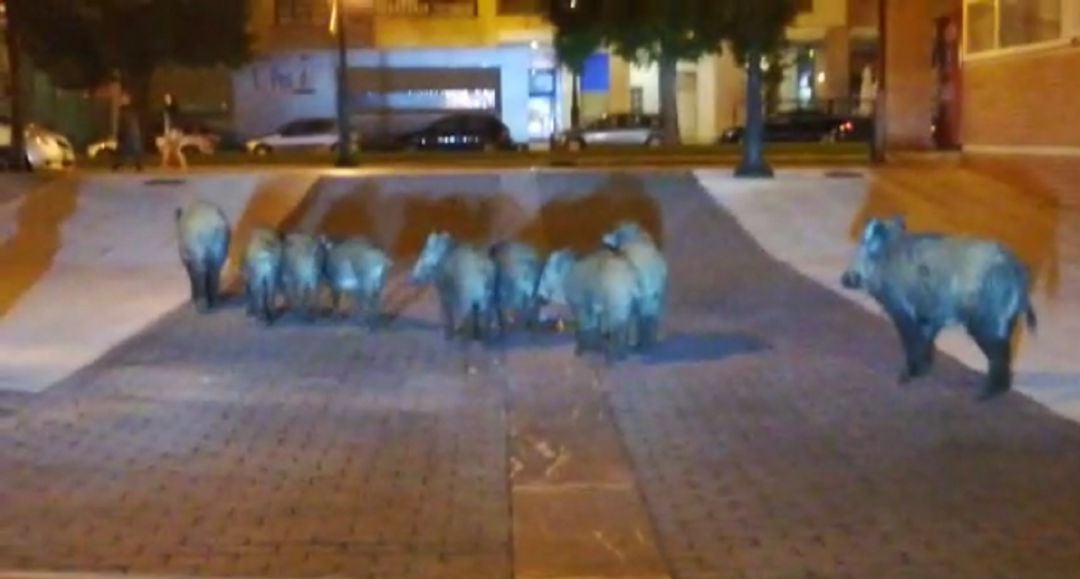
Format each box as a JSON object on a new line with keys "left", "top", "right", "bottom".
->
{"left": 112, "top": 95, "right": 144, "bottom": 172}
{"left": 159, "top": 93, "right": 187, "bottom": 169}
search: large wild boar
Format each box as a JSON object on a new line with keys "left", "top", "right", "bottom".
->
{"left": 602, "top": 220, "right": 668, "bottom": 350}
{"left": 410, "top": 231, "right": 497, "bottom": 341}
{"left": 536, "top": 248, "right": 644, "bottom": 362}
{"left": 841, "top": 216, "right": 1037, "bottom": 400}
{"left": 489, "top": 240, "right": 543, "bottom": 335}
{"left": 243, "top": 227, "right": 283, "bottom": 325}
{"left": 175, "top": 200, "right": 231, "bottom": 312}
{"left": 324, "top": 236, "right": 393, "bottom": 327}
{"left": 281, "top": 232, "right": 327, "bottom": 320}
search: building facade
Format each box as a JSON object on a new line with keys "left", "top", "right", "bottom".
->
{"left": 960, "top": 0, "right": 1080, "bottom": 153}
{"left": 215, "top": 0, "right": 887, "bottom": 145}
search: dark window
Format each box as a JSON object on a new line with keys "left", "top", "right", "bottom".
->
{"left": 430, "top": 116, "right": 463, "bottom": 133}
{"left": 497, "top": 0, "right": 545, "bottom": 15}
{"left": 310, "top": 119, "right": 336, "bottom": 133}
{"left": 795, "top": 0, "right": 813, "bottom": 13}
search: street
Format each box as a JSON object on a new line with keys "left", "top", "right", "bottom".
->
{"left": 1, "top": 160, "right": 1079, "bottom": 578}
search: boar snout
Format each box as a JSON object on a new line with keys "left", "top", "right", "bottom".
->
{"left": 841, "top": 270, "right": 862, "bottom": 289}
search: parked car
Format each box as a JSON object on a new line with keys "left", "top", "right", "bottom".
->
{"left": 389, "top": 112, "right": 518, "bottom": 152}
{"left": 718, "top": 109, "right": 866, "bottom": 144}
{"left": 245, "top": 118, "right": 357, "bottom": 155}
{"left": 557, "top": 113, "right": 663, "bottom": 150}
{"left": 0, "top": 119, "right": 76, "bottom": 170}
{"left": 830, "top": 117, "right": 875, "bottom": 143}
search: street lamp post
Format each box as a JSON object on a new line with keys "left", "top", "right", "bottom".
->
{"left": 332, "top": 0, "right": 354, "bottom": 167}
{"left": 871, "top": 0, "right": 888, "bottom": 164}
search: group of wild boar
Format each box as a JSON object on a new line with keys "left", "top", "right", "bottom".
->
{"left": 174, "top": 199, "right": 669, "bottom": 362}
{"left": 177, "top": 200, "right": 1038, "bottom": 400}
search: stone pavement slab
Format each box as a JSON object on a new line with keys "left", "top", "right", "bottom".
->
{"left": 2, "top": 169, "right": 1080, "bottom": 579}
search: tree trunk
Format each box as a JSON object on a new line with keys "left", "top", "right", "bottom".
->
{"left": 4, "top": 4, "right": 28, "bottom": 171}
{"left": 334, "top": 3, "right": 354, "bottom": 167}
{"left": 735, "top": 47, "right": 774, "bottom": 178}
{"left": 658, "top": 56, "right": 679, "bottom": 146}
{"left": 570, "top": 72, "right": 581, "bottom": 130}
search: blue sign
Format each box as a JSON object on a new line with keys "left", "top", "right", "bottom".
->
{"left": 580, "top": 53, "right": 610, "bottom": 93}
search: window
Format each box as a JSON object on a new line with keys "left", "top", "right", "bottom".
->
{"left": 795, "top": 0, "right": 814, "bottom": 13}
{"left": 965, "top": 0, "right": 1071, "bottom": 54}
{"left": 275, "top": 0, "right": 329, "bottom": 26}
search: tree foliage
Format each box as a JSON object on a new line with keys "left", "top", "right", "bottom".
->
{"left": 724, "top": 0, "right": 798, "bottom": 63}
{"left": 15, "top": 0, "right": 252, "bottom": 103}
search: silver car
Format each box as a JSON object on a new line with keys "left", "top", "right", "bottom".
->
{"left": 0, "top": 120, "right": 76, "bottom": 170}
{"left": 557, "top": 113, "right": 664, "bottom": 150}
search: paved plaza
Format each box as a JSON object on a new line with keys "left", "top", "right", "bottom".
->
{"left": 2, "top": 163, "right": 1080, "bottom": 578}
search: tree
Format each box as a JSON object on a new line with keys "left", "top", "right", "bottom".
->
{"left": 599, "top": 0, "right": 729, "bottom": 145}
{"left": 17, "top": 0, "right": 251, "bottom": 132}
{"left": 3, "top": 0, "right": 29, "bottom": 170}
{"left": 725, "top": 0, "right": 798, "bottom": 178}
{"left": 553, "top": 28, "right": 602, "bottom": 130}
{"left": 546, "top": 0, "right": 729, "bottom": 145}
{"left": 547, "top": 0, "right": 603, "bottom": 130}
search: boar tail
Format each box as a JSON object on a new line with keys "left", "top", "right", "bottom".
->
{"left": 1025, "top": 304, "right": 1038, "bottom": 333}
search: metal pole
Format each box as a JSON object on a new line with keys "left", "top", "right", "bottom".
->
{"left": 334, "top": 0, "right": 354, "bottom": 167}
{"left": 871, "top": 0, "right": 887, "bottom": 164}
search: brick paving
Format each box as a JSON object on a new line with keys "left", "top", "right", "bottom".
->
{"left": 2, "top": 169, "right": 1080, "bottom": 578}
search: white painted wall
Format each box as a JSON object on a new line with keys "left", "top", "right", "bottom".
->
{"left": 232, "top": 45, "right": 535, "bottom": 143}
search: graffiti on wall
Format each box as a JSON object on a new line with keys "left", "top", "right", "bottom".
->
{"left": 251, "top": 55, "right": 317, "bottom": 95}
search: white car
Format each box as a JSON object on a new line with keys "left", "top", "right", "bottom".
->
{"left": 0, "top": 121, "right": 76, "bottom": 170}
{"left": 86, "top": 132, "right": 217, "bottom": 159}
{"left": 245, "top": 118, "right": 356, "bottom": 155}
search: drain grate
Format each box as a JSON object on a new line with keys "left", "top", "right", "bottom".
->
{"left": 824, "top": 170, "right": 863, "bottom": 179}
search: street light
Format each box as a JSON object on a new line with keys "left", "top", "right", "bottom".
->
{"left": 330, "top": 0, "right": 355, "bottom": 167}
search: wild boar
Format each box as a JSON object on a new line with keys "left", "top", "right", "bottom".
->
{"left": 242, "top": 227, "right": 283, "bottom": 325}
{"left": 410, "top": 231, "right": 497, "bottom": 342}
{"left": 602, "top": 221, "right": 668, "bottom": 350}
{"left": 324, "top": 236, "right": 393, "bottom": 327}
{"left": 489, "top": 240, "right": 543, "bottom": 335}
{"left": 281, "top": 232, "right": 327, "bottom": 320}
{"left": 841, "top": 216, "right": 1037, "bottom": 400}
{"left": 175, "top": 200, "right": 231, "bottom": 313}
{"left": 536, "top": 247, "right": 644, "bottom": 362}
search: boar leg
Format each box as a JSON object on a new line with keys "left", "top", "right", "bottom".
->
{"left": 970, "top": 317, "right": 1015, "bottom": 400}
{"left": 186, "top": 262, "right": 210, "bottom": 313}
{"left": 438, "top": 291, "right": 456, "bottom": 340}
{"left": 245, "top": 277, "right": 258, "bottom": 317}
{"left": 258, "top": 279, "right": 275, "bottom": 325}
{"left": 205, "top": 263, "right": 221, "bottom": 310}
{"left": 888, "top": 308, "right": 930, "bottom": 384}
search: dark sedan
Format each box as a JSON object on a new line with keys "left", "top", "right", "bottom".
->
{"left": 718, "top": 110, "right": 871, "bottom": 144}
{"left": 380, "top": 112, "right": 518, "bottom": 152}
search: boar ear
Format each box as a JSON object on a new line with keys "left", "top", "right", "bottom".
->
{"left": 862, "top": 219, "right": 883, "bottom": 242}
{"left": 885, "top": 215, "right": 907, "bottom": 233}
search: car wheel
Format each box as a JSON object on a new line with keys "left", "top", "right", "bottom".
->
{"left": 645, "top": 136, "right": 662, "bottom": 148}
{"left": 567, "top": 139, "right": 585, "bottom": 152}
{"left": 253, "top": 144, "right": 272, "bottom": 156}
{"left": 820, "top": 132, "right": 837, "bottom": 144}
{"left": 482, "top": 141, "right": 497, "bottom": 153}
